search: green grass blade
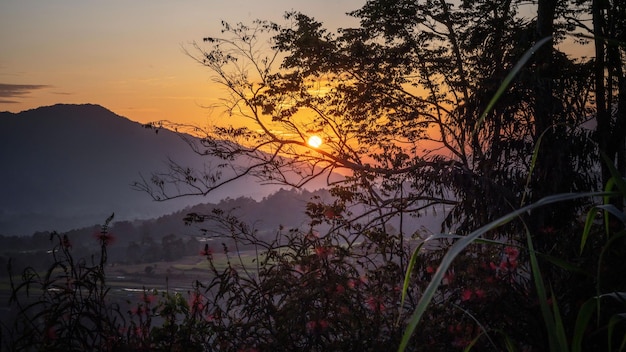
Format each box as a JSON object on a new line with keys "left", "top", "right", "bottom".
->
{"left": 526, "top": 227, "right": 559, "bottom": 352}
{"left": 601, "top": 153, "right": 626, "bottom": 196}
{"left": 581, "top": 203, "right": 624, "bottom": 253}
{"left": 501, "top": 331, "right": 519, "bottom": 352}
{"left": 608, "top": 313, "right": 626, "bottom": 352}
{"left": 473, "top": 36, "right": 552, "bottom": 136}
{"left": 572, "top": 297, "right": 598, "bottom": 352}
{"left": 581, "top": 207, "right": 599, "bottom": 254}
{"left": 453, "top": 303, "right": 498, "bottom": 350}
{"left": 399, "top": 242, "right": 424, "bottom": 314}
{"left": 538, "top": 252, "right": 589, "bottom": 277}
{"left": 521, "top": 126, "right": 549, "bottom": 206}
{"left": 597, "top": 204, "right": 626, "bottom": 224}
{"left": 549, "top": 288, "right": 570, "bottom": 351}
{"left": 397, "top": 192, "right": 606, "bottom": 352}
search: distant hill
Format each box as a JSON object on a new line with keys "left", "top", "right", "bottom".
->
{"left": 0, "top": 104, "right": 307, "bottom": 236}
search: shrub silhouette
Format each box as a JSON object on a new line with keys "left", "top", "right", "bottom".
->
{"left": 4, "top": 189, "right": 625, "bottom": 351}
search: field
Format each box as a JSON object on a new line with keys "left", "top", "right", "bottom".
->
{"left": 0, "top": 249, "right": 262, "bottom": 330}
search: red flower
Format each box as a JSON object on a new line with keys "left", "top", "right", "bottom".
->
{"left": 45, "top": 326, "right": 57, "bottom": 341}
{"left": 306, "top": 320, "right": 317, "bottom": 332}
{"left": 200, "top": 244, "right": 213, "bottom": 258}
{"left": 461, "top": 288, "right": 473, "bottom": 301}
{"left": 134, "top": 326, "right": 148, "bottom": 339}
{"left": 500, "top": 258, "right": 518, "bottom": 270}
{"left": 324, "top": 207, "right": 339, "bottom": 219}
{"left": 348, "top": 276, "right": 367, "bottom": 288}
{"left": 426, "top": 265, "right": 435, "bottom": 274}
{"left": 474, "top": 288, "right": 486, "bottom": 299}
{"left": 130, "top": 305, "right": 146, "bottom": 316}
{"left": 366, "top": 296, "right": 386, "bottom": 312}
{"left": 504, "top": 246, "right": 519, "bottom": 260}
{"left": 314, "top": 246, "right": 334, "bottom": 258}
{"left": 141, "top": 292, "right": 157, "bottom": 304}
{"left": 306, "top": 319, "right": 329, "bottom": 333}
{"left": 189, "top": 292, "right": 205, "bottom": 311}
{"left": 93, "top": 231, "right": 115, "bottom": 245}
{"left": 336, "top": 284, "right": 345, "bottom": 294}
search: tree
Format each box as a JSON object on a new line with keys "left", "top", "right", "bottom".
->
{"left": 132, "top": 0, "right": 623, "bottom": 350}
{"left": 138, "top": 0, "right": 595, "bottom": 236}
{"left": 590, "top": 0, "right": 625, "bottom": 206}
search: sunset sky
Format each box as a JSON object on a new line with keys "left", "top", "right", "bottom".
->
{"left": 0, "top": 1, "right": 364, "bottom": 126}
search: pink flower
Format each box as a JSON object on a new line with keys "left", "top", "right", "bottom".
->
{"left": 474, "top": 288, "right": 486, "bottom": 299}
{"left": 336, "top": 284, "right": 345, "bottom": 294}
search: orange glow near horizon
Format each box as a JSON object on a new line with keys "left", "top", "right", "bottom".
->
{"left": 0, "top": 1, "right": 365, "bottom": 128}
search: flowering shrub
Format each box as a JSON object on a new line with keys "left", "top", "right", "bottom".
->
{"left": 4, "top": 190, "right": 625, "bottom": 351}
{"left": 4, "top": 214, "right": 125, "bottom": 351}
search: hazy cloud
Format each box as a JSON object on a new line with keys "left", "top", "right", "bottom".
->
{"left": 0, "top": 83, "right": 51, "bottom": 103}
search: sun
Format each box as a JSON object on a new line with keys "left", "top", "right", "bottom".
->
{"left": 307, "top": 135, "right": 323, "bottom": 148}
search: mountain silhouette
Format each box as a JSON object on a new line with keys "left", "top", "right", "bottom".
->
{"left": 0, "top": 104, "right": 291, "bottom": 236}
